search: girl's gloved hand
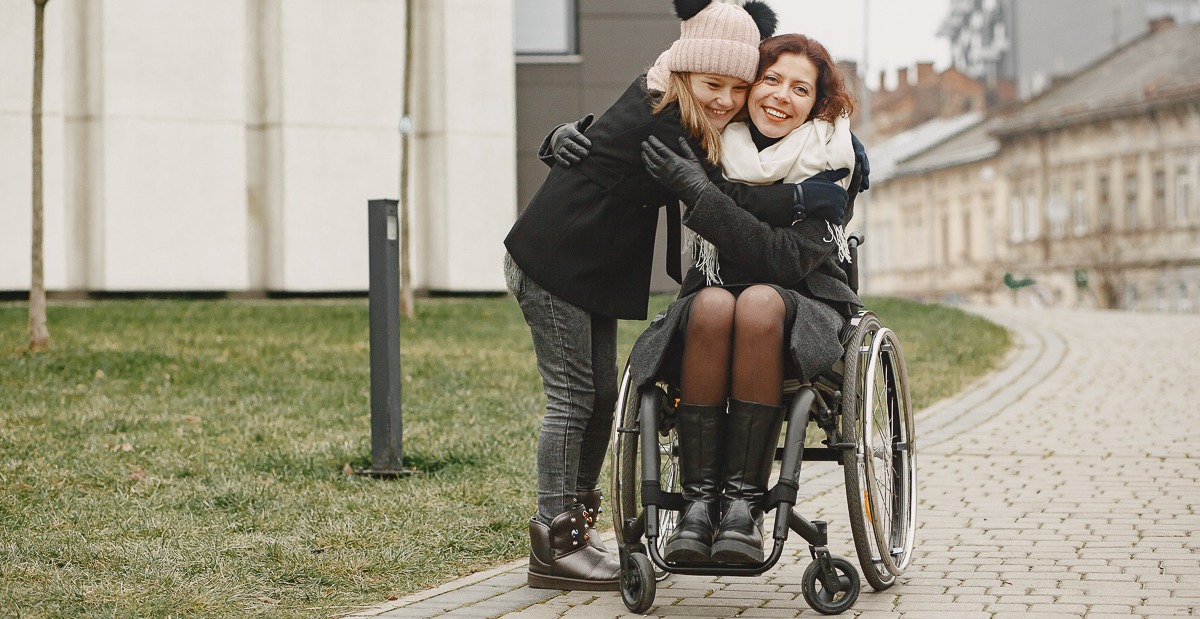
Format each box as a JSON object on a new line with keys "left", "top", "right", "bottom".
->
{"left": 640, "top": 136, "right": 713, "bottom": 207}
{"left": 549, "top": 114, "right": 593, "bottom": 167}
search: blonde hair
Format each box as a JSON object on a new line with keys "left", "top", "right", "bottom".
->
{"left": 651, "top": 72, "right": 722, "bottom": 166}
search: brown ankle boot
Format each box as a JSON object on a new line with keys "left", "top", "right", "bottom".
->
{"left": 528, "top": 504, "right": 620, "bottom": 590}
{"left": 577, "top": 488, "right": 609, "bottom": 552}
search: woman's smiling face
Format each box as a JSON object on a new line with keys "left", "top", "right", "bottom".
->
{"left": 687, "top": 73, "right": 750, "bottom": 132}
{"left": 748, "top": 52, "right": 819, "bottom": 138}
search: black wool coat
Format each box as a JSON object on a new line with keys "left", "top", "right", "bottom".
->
{"left": 504, "top": 76, "right": 796, "bottom": 321}
{"left": 626, "top": 181, "right": 864, "bottom": 391}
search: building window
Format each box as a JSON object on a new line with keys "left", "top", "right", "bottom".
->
{"left": 1009, "top": 194, "right": 1023, "bottom": 242}
{"left": 1048, "top": 181, "right": 1067, "bottom": 239}
{"left": 1098, "top": 175, "right": 1112, "bottom": 230}
{"left": 514, "top": 0, "right": 578, "bottom": 56}
{"left": 1125, "top": 173, "right": 1139, "bottom": 229}
{"left": 962, "top": 210, "right": 972, "bottom": 261}
{"left": 1072, "top": 181, "right": 1087, "bottom": 236}
{"left": 1154, "top": 169, "right": 1167, "bottom": 226}
{"left": 1179, "top": 282, "right": 1191, "bottom": 314}
{"left": 940, "top": 214, "right": 950, "bottom": 266}
{"left": 1024, "top": 186, "right": 1039, "bottom": 240}
{"left": 1177, "top": 165, "right": 1192, "bottom": 225}
{"left": 881, "top": 220, "right": 894, "bottom": 272}
{"left": 985, "top": 202, "right": 996, "bottom": 260}
{"left": 1124, "top": 283, "right": 1139, "bottom": 311}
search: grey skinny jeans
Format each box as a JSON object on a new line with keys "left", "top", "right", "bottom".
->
{"left": 505, "top": 253, "right": 618, "bottom": 525}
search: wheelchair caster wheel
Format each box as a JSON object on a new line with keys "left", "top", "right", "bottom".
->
{"left": 620, "top": 552, "right": 656, "bottom": 614}
{"left": 801, "top": 556, "right": 861, "bottom": 615}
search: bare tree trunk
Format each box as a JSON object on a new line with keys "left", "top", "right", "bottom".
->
{"left": 398, "top": 0, "right": 416, "bottom": 318}
{"left": 28, "top": 0, "right": 51, "bottom": 352}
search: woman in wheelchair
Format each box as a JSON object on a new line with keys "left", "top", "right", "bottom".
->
{"left": 629, "top": 33, "right": 866, "bottom": 565}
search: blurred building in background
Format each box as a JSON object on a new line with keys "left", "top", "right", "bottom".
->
{"left": 1, "top": 0, "right": 674, "bottom": 296}
{"left": 939, "top": 0, "right": 1200, "bottom": 101}
{"left": 867, "top": 63, "right": 989, "bottom": 142}
{"left": 861, "top": 20, "right": 1200, "bottom": 312}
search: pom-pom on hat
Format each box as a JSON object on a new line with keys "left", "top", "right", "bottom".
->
{"left": 666, "top": 0, "right": 778, "bottom": 84}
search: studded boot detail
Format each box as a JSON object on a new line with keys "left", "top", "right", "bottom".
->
{"left": 577, "top": 488, "right": 609, "bottom": 552}
{"left": 527, "top": 503, "right": 620, "bottom": 590}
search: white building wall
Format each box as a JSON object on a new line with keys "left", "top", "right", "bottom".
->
{"left": 87, "top": 0, "right": 248, "bottom": 290}
{"left": 0, "top": 0, "right": 515, "bottom": 294}
{"left": 249, "top": 0, "right": 405, "bottom": 292}
{"left": 411, "top": 0, "right": 515, "bottom": 291}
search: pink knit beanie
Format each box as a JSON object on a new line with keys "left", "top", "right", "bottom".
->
{"left": 665, "top": 0, "right": 777, "bottom": 84}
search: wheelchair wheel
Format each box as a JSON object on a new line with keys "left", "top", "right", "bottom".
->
{"left": 620, "top": 551, "right": 656, "bottom": 614}
{"left": 801, "top": 556, "right": 861, "bottom": 615}
{"left": 611, "top": 368, "right": 679, "bottom": 578}
{"left": 839, "top": 312, "right": 917, "bottom": 591}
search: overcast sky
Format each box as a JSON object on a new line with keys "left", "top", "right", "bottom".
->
{"left": 773, "top": 0, "right": 953, "bottom": 90}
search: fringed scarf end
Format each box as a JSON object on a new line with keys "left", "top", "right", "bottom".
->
{"left": 684, "top": 226, "right": 723, "bottom": 286}
{"left": 825, "top": 222, "right": 852, "bottom": 264}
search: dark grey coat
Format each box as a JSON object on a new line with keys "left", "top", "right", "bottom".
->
{"left": 626, "top": 181, "right": 863, "bottom": 391}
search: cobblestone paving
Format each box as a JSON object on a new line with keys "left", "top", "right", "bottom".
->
{"left": 350, "top": 308, "right": 1200, "bottom": 619}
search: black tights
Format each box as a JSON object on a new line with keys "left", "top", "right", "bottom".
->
{"left": 678, "top": 285, "right": 786, "bottom": 408}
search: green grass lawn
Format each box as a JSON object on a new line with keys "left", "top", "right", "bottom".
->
{"left": 0, "top": 296, "right": 1007, "bottom": 617}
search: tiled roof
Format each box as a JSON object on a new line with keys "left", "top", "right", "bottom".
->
{"left": 892, "top": 117, "right": 1001, "bottom": 179}
{"left": 993, "top": 22, "right": 1200, "bottom": 135}
{"left": 870, "top": 112, "right": 984, "bottom": 183}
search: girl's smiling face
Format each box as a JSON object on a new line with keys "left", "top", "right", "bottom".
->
{"left": 687, "top": 73, "right": 750, "bottom": 132}
{"left": 748, "top": 52, "right": 819, "bottom": 138}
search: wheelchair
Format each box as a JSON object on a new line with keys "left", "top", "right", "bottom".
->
{"left": 608, "top": 234, "right": 917, "bottom": 615}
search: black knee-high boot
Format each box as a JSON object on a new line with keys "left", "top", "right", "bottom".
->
{"left": 663, "top": 403, "right": 725, "bottom": 563}
{"left": 711, "top": 398, "right": 785, "bottom": 564}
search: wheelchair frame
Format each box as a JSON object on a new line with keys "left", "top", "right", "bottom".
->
{"left": 607, "top": 235, "right": 918, "bottom": 615}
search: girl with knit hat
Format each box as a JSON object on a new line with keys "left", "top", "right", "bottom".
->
{"left": 504, "top": 0, "right": 851, "bottom": 591}
{"left": 622, "top": 32, "right": 868, "bottom": 565}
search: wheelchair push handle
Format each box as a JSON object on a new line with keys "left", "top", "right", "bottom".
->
{"left": 845, "top": 231, "right": 865, "bottom": 293}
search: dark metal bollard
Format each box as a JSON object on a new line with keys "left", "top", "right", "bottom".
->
{"left": 359, "top": 199, "right": 411, "bottom": 477}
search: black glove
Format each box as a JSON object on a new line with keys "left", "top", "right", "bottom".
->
{"left": 851, "top": 131, "right": 870, "bottom": 192}
{"left": 640, "top": 136, "right": 713, "bottom": 207}
{"left": 549, "top": 114, "right": 593, "bottom": 168}
{"left": 793, "top": 168, "right": 850, "bottom": 225}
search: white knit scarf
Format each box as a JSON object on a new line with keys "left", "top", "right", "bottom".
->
{"left": 687, "top": 114, "right": 856, "bottom": 285}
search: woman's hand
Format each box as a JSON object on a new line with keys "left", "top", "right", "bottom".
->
{"left": 640, "top": 136, "right": 714, "bottom": 207}
{"left": 794, "top": 169, "right": 850, "bottom": 225}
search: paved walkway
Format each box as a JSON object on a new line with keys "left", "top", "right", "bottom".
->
{"left": 349, "top": 307, "right": 1200, "bottom": 618}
